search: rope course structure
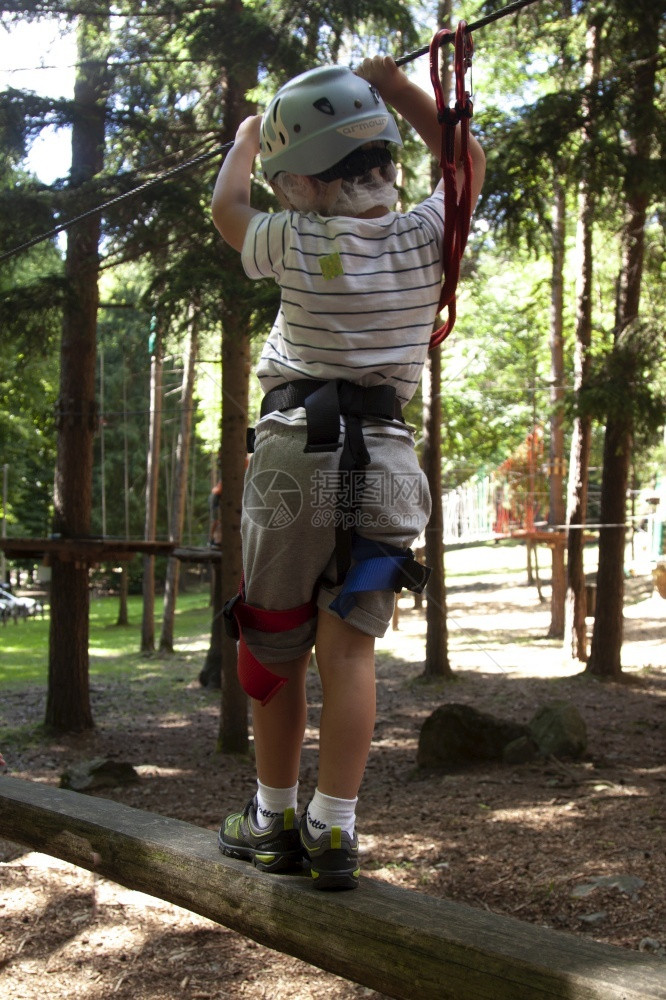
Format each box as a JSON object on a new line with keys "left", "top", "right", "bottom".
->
{"left": 441, "top": 434, "right": 663, "bottom": 551}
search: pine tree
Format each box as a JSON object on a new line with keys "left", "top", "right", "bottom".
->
{"left": 46, "top": 6, "right": 110, "bottom": 732}
{"left": 587, "top": 0, "right": 664, "bottom": 678}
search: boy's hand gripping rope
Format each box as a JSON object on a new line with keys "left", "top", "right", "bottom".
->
{"left": 428, "top": 21, "right": 474, "bottom": 351}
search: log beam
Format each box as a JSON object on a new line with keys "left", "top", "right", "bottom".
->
{"left": 1, "top": 777, "right": 664, "bottom": 1000}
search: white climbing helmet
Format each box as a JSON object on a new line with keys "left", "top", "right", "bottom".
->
{"left": 260, "top": 65, "right": 402, "bottom": 181}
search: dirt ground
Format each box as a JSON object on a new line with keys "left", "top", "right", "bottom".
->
{"left": 1, "top": 558, "right": 665, "bottom": 999}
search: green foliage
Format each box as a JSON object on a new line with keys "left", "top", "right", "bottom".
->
{"left": 477, "top": 90, "right": 583, "bottom": 251}
{"left": 580, "top": 320, "right": 666, "bottom": 441}
{"left": 0, "top": 151, "right": 61, "bottom": 538}
{"left": 446, "top": 0, "right": 665, "bottom": 501}
{"left": 0, "top": 88, "right": 71, "bottom": 163}
{"left": 0, "top": 270, "right": 64, "bottom": 346}
{"left": 92, "top": 268, "right": 215, "bottom": 545}
{"left": 438, "top": 247, "right": 555, "bottom": 488}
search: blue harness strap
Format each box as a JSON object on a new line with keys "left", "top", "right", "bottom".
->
{"left": 329, "top": 536, "right": 430, "bottom": 619}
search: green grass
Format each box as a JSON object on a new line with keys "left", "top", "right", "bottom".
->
{"left": 0, "top": 539, "right": 605, "bottom": 687}
{"left": 444, "top": 538, "right": 599, "bottom": 580}
{"left": 0, "top": 589, "right": 214, "bottom": 687}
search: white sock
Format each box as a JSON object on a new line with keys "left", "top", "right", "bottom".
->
{"left": 307, "top": 788, "right": 357, "bottom": 838}
{"left": 255, "top": 780, "right": 298, "bottom": 830}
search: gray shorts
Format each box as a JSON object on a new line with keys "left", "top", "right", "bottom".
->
{"left": 240, "top": 419, "right": 431, "bottom": 663}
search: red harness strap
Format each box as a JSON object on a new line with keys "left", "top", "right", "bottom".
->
{"left": 224, "top": 585, "right": 317, "bottom": 705}
{"left": 429, "top": 21, "right": 475, "bottom": 350}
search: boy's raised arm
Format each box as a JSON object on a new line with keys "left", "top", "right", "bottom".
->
{"left": 211, "top": 115, "right": 263, "bottom": 252}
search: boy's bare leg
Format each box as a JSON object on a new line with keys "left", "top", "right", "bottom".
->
{"left": 250, "top": 611, "right": 376, "bottom": 799}
{"left": 251, "top": 651, "right": 310, "bottom": 788}
{"left": 314, "top": 611, "right": 376, "bottom": 799}
{"left": 219, "top": 652, "right": 309, "bottom": 872}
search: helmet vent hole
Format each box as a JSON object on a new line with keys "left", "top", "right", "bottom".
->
{"left": 313, "top": 97, "right": 335, "bottom": 116}
{"left": 294, "top": 123, "right": 301, "bottom": 133}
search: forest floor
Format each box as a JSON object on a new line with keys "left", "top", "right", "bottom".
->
{"left": 1, "top": 544, "right": 665, "bottom": 999}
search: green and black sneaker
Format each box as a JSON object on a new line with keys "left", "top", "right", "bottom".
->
{"left": 218, "top": 798, "right": 303, "bottom": 874}
{"left": 300, "top": 812, "right": 360, "bottom": 890}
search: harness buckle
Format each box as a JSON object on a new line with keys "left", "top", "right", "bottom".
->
{"left": 222, "top": 592, "right": 242, "bottom": 639}
{"left": 395, "top": 558, "right": 431, "bottom": 595}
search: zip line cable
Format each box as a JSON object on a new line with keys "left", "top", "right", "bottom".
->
{"left": 0, "top": 0, "right": 544, "bottom": 266}
{"left": 0, "top": 142, "right": 232, "bottom": 264}
{"left": 394, "top": 0, "right": 542, "bottom": 66}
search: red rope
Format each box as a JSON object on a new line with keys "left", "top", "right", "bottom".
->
{"left": 428, "top": 22, "right": 475, "bottom": 350}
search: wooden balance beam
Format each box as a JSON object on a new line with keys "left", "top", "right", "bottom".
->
{"left": 1, "top": 776, "right": 664, "bottom": 1000}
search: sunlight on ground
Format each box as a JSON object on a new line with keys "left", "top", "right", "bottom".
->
{"left": 2, "top": 883, "right": 44, "bottom": 918}
{"left": 89, "top": 648, "right": 125, "bottom": 660}
{"left": 169, "top": 639, "right": 209, "bottom": 652}
{"left": 3, "top": 852, "right": 195, "bottom": 993}
{"left": 157, "top": 718, "right": 192, "bottom": 729}
{"left": 134, "top": 765, "right": 187, "bottom": 778}
{"left": 376, "top": 537, "right": 665, "bottom": 679}
{"left": 624, "top": 593, "right": 666, "bottom": 620}
{"left": 488, "top": 791, "right": 650, "bottom": 834}
{"left": 0, "top": 644, "right": 24, "bottom": 655}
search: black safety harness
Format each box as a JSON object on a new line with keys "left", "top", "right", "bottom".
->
{"left": 255, "top": 378, "right": 407, "bottom": 581}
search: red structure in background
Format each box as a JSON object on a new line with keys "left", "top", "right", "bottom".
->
{"left": 493, "top": 426, "right": 546, "bottom": 536}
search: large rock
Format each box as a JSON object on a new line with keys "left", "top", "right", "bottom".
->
{"left": 417, "top": 703, "right": 530, "bottom": 771}
{"left": 417, "top": 700, "right": 588, "bottom": 770}
{"left": 60, "top": 758, "right": 140, "bottom": 792}
{"left": 528, "top": 701, "right": 587, "bottom": 759}
{"left": 502, "top": 735, "right": 540, "bottom": 765}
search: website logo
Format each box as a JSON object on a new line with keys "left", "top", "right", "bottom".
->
{"left": 244, "top": 470, "right": 303, "bottom": 529}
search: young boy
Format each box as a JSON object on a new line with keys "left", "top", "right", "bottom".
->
{"left": 212, "top": 56, "right": 485, "bottom": 889}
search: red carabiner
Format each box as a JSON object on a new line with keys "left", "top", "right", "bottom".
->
{"left": 429, "top": 20, "right": 475, "bottom": 351}
{"left": 429, "top": 27, "right": 455, "bottom": 124}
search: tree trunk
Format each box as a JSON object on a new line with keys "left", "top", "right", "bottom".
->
{"left": 527, "top": 540, "right": 543, "bottom": 602}
{"left": 216, "top": 45, "right": 257, "bottom": 752}
{"left": 565, "top": 411, "right": 592, "bottom": 660}
{"left": 200, "top": 558, "right": 223, "bottom": 689}
{"left": 116, "top": 566, "right": 129, "bottom": 626}
{"left": 160, "top": 305, "right": 199, "bottom": 652}
{"left": 587, "top": 7, "right": 658, "bottom": 679}
{"left": 141, "top": 316, "right": 163, "bottom": 653}
{"left": 117, "top": 365, "right": 130, "bottom": 627}
{"left": 45, "top": 12, "right": 108, "bottom": 733}
{"left": 547, "top": 178, "right": 566, "bottom": 637}
{"left": 422, "top": 346, "right": 451, "bottom": 678}
{"left": 588, "top": 420, "right": 630, "bottom": 679}
{"left": 218, "top": 301, "right": 251, "bottom": 753}
{"left": 564, "top": 16, "right": 601, "bottom": 663}
{"left": 420, "top": 0, "right": 453, "bottom": 681}
{"left": 201, "top": 450, "right": 223, "bottom": 688}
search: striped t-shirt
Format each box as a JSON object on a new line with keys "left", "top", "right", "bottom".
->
{"left": 241, "top": 191, "right": 444, "bottom": 430}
